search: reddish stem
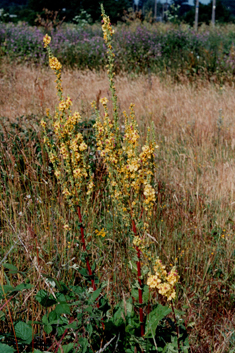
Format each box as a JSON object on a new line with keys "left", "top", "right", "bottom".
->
{"left": 53, "top": 318, "right": 74, "bottom": 353}
{"left": 77, "top": 206, "right": 96, "bottom": 291}
{"left": 132, "top": 220, "right": 144, "bottom": 337}
{"left": 77, "top": 207, "right": 105, "bottom": 330}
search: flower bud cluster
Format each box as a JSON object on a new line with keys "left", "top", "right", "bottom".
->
{"left": 147, "top": 259, "right": 179, "bottom": 301}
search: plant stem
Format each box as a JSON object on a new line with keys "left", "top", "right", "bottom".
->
{"left": 77, "top": 206, "right": 96, "bottom": 291}
{"left": 171, "top": 302, "right": 181, "bottom": 353}
{"left": 132, "top": 220, "right": 144, "bottom": 337}
{"left": 77, "top": 207, "right": 105, "bottom": 331}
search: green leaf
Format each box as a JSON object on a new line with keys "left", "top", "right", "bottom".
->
{"left": 56, "top": 292, "right": 66, "bottom": 303}
{"left": 90, "top": 288, "right": 102, "bottom": 303}
{"left": 13, "top": 283, "right": 33, "bottom": 292}
{"left": 0, "top": 343, "right": 16, "bottom": 353}
{"left": 78, "top": 268, "right": 88, "bottom": 277}
{"left": 44, "top": 324, "right": 53, "bottom": 334}
{"left": 42, "top": 315, "right": 48, "bottom": 325}
{"left": 55, "top": 303, "right": 70, "bottom": 315}
{"left": 48, "top": 310, "right": 58, "bottom": 322}
{"left": 126, "top": 302, "right": 133, "bottom": 317}
{"left": 14, "top": 321, "right": 33, "bottom": 344}
{"left": 142, "top": 285, "right": 150, "bottom": 303}
{"left": 0, "top": 285, "right": 14, "bottom": 296}
{"left": 113, "top": 306, "right": 125, "bottom": 326}
{"left": 35, "top": 290, "right": 57, "bottom": 307}
{"left": 78, "top": 337, "right": 88, "bottom": 353}
{"left": 42, "top": 274, "right": 62, "bottom": 290}
{"left": 2, "top": 263, "right": 18, "bottom": 272}
{"left": 145, "top": 304, "right": 172, "bottom": 338}
{"left": 58, "top": 343, "right": 74, "bottom": 353}
{"left": 0, "top": 311, "right": 5, "bottom": 321}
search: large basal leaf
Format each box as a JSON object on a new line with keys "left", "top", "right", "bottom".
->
{"left": 14, "top": 321, "right": 33, "bottom": 344}
{"left": 55, "top": 303, "right": 70, "bottom": 315}
{"left": 145, "top": 304, "right": 172, "bottom": 338}
{"left": 35, "top": 289, "right": 57, "bottom": 307}
{"left": 0, "top": 343, "right": 16, "bottom": 353}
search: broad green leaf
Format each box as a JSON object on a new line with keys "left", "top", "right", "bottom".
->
{"left": 56, "top": 292, "right": 66, "bottom": 303}
{"left": 90, "top": 288, "right": 102, "bottom": 303}
{"left": 58, "top": 343, "right": 74, "bottom": 353}
{"left": 35, "top": 290, "right": 57, "bottom": 307}
{"left": 15, "top": 321, "right": 33, "bottom": 344}
{"left": 113, "top": 306, "right": 125, "bottom": 326}
{"left": 145, "top": 304, "right": 172, "bottom": 338}
{"left": 42, "top": 274, "right": 62, "bottom": 290}
{"left": 44, "top": 324, "right": 53, "bottom": 334}
{"left": 0, "top": 343, "right": 16, "bottom": 353}
{"left": 2, "top": 264, "right": 18, "bottom": 272}
{"left": 42, "top": 315, "right": 48, "bottom": 325}
{"left": 55, "top": 303, "right": 70, "bottom": 315}
{"left": 13, "top": 283, "right": 33, "bottom": 292}
{"left": 142, "top": 285, "right": 150, "bottom": 303}
{"left": 48, "top": 310, "right": 58, "bottom": 322}
{"left": 78, "top": 337, "right": 88, "bottom": 353}
{"left": 131, "top": 288, "right": 139, "bottom": 301}
{"left": 0, "top": 285, "right": 14, "bottom": 295}
{"left": 126, "top": 302, "right": 133, "bottom": 317}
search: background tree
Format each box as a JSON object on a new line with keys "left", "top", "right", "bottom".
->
{"left": 183, "top": 0, "right": 233, "bottom": 25}
{"left": 221, "top": 0, "right": 235, "bottom": 16}
{"left": 171, "top": 0, "right": 192, "bottom": 18}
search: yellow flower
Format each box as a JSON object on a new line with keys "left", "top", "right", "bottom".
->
{"left": 40, "top": 119, "right": 46, "bottom": 128}
{"left": 49, "top": 56, "right": 62, "bottom": 71}
{"left": 59, "top": 100, "right": 67, "bottom": 111}
{"left": 166, "top": 267, "right": 179, "bottom": 286}
{"left": 147, "top": 274, "right": 161, "bottom": 288}
{"left": 73, "top": 168, "right": 82, "bottom": 178}
{"left": 43, "top": 34, "right": 51, "bottom": 48}
{"left": 55, "top": 170, "right": 60, "bottom": 178}
{"left": 49, "top": 152, "right": 56, "bottom": 163}
{"left": 66, "top": 96, "right": 72, "bottom": 108}
{"left": 62, "top": 188, "right": 71, "bottom": 196}
{"left": 79, "top": 142, "right": 87, "bottom": 151}
{"left": 96, "top": 228, "right": 106, "bottom": 237}
{"left": 60, "top": 144, "right": 69, "bottom": 159}
{"left": 100, "top": 97, "right": 108, "bottom": 105}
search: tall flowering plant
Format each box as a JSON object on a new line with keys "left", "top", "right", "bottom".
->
{"left": 41, "top": 34, "right": 96, "bottom": 290}
{"left": 93, "top": 6, "right": 180, "bottom": 338}
{"left": 92, "top": 5, "right": 160, "bottom": 337}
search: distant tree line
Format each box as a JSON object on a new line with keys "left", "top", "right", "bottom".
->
{"left": 0, "top": 0, "right": 234, "bottom": 25}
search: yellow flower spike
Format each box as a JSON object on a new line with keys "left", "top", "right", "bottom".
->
{"left": 43, "top": 34, "right": 51, "bottom": 48}
{"left": 49, "top": 56, "right": 62, "bottom": 71}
